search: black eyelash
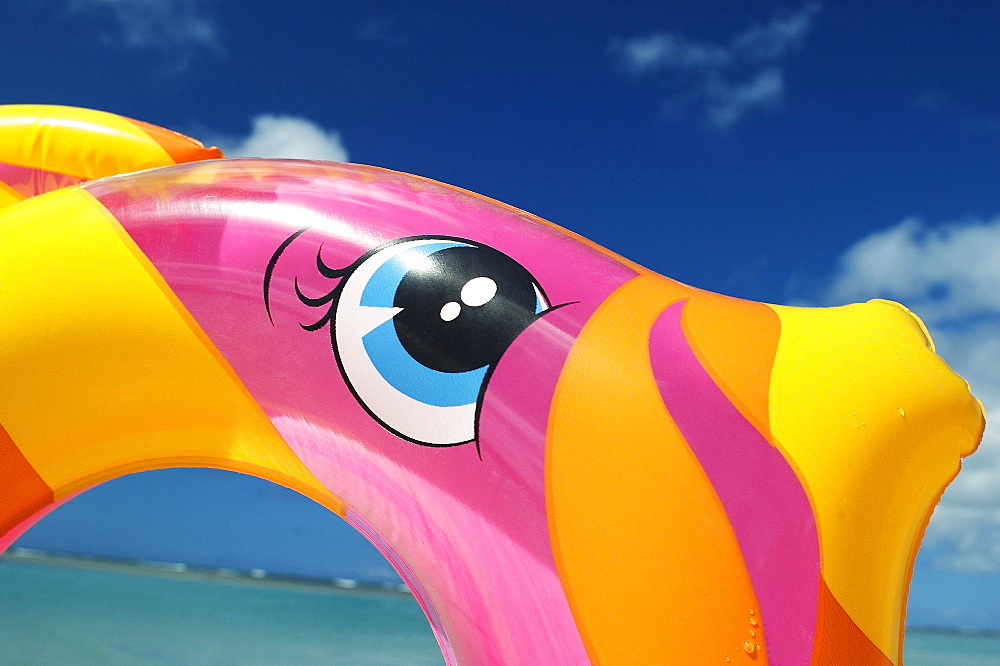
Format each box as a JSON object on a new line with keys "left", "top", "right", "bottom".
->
{"left": 264, "top": 227, "right": 351, "bottom": 330}
{"left": 264, "top": 227, "right": 309, "bottom": 324}
{"left": 295, "top": 248, "right": 352, "bottom": 331}
{"left": 294, "top": 276, "right": 340, "bottom": 307}
{"left": 316, "top": 246, "right": 348, "bottom": 278}
{"left": 296, "top": 280, "right": 342, "bottom": 331}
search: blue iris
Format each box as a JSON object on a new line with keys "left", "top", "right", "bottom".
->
{"left": 359, "top": 240, "right": 486, "bottom": 407}
{"left": 360, "top": 241, "right": 466, "bottom": 307}
{"left": 363, "top": 322, "right": 488, "bottom": 407}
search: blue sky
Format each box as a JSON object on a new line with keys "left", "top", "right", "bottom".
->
{"left": 5, "top": 0, "right": 1000, "bottom": 630}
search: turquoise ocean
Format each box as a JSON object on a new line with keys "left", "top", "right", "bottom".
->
{"left": 1, "top": 557, "right": 998, "bottom": 665}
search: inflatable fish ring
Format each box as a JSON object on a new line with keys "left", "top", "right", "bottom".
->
{"left": 0, "top": 107, "right": 985, "bottom": 664}
{"left": 0, "top": 104, "right": 222, "bottom": 207}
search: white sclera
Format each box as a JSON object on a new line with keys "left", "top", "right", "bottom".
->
{"left": 461, "top": 276, "right": 497, "bottom": 307}
{"left": 335, "top": 237, "right": 477, "bottom": 445}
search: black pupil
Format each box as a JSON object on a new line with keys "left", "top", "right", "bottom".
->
{"left": 393, "top": 245, "right": 542, "bottom": 374}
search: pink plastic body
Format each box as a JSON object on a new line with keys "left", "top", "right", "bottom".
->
{"left": 85, "top": 160, "right": 638, "bottom": 663}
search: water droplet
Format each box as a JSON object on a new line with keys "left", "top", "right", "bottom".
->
{"left": 749, "top": 616, "right": 758, "bottom": 627}
{"left": 898, "top": 408, "right": 906, "bottom": 417}
{"left": 743, "top": 641, "right": 755, "bottom": 654}
{"left": 749, "top": 609, "right": 754, "bottom": 616}
{"left": 749, "top": 629, "right": 756, "bottom": 638}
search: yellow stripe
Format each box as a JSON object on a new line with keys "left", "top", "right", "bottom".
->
{"left": 0, "top": 105, "right": 175, "bottom": 179}
{"left": 0, "top": 188, "right": 341, "bottom": 514}
{"left": 0, "top": 180, "right": 24, "bottom": 207}
{"left": 768, "top": 301, "right": 984, "bottom": 660}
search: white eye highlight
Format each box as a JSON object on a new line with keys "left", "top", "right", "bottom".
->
{"left": 440, "top": 301, "right": 462, "bottom": 322}
{"left": 460, "top": 276, "right": 498, "bottom": 307}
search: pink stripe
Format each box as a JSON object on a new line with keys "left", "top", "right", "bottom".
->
{"left": 649, "top": 301, "right": 819, "bottom": 665}
{"left": 0, "top": 161, "right": 84, "bottom": 199}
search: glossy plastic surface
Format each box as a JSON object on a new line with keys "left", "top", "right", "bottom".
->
{"left": 0, "top": 113, "right": 985, "bottom": 665}
{"left": 0, "top": 104, "right": 222, "bottom": 208}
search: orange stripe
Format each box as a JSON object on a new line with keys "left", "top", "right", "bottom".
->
{"left": 0, "top": 420, "right": 53, "bottom": 538}
{"left": 814, "top": 579, "right": 892, "bottom": 665}
{"left": 680, "top": 291, "right": 781, "bottom": 435}
{"left": 547, "top": 275, "right": 764, "bottom": 664}
{"left": 125, "top": 117, "right": 224, "bottom": 163}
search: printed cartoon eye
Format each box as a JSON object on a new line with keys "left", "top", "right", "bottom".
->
{"left": 335, "top": 237, "right": 549, "bottom": 446}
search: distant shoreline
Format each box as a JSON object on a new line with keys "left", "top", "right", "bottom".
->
{"left": 906, "top": 624, "right": 1000, "bottom": 639}
{"left": 4, "top": 548, "right": 998, "bottom": 639}
{"left": 0, "top": 547, "right": 413, "bottom": 599}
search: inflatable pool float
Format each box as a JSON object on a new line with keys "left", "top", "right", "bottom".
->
{"left": 0, "top": 106, "right": 985, "bottom": 664}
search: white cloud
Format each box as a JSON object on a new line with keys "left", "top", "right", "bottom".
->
{"left": 612, "top": 3, "right": 821, "bottom": 129}
{"left": 817, "top": 214, "right": 1000, "bottom": 574}
{"left": 618, "top": 34, "right": 731, "bottom": 73}
{"left": 825, "top": 217, "right": 1000, "bottom": 323}
{"left": 66, "top": 0, "right": 219, "bottom": 63}
{"left": 220, "top": 115, "right": 350, "bottom": 162}
{"left": 702, "top": 68, "right": 784, "bottom": 130}
{"left": 732, "top": 3, "right": 820, "bottom": 61}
